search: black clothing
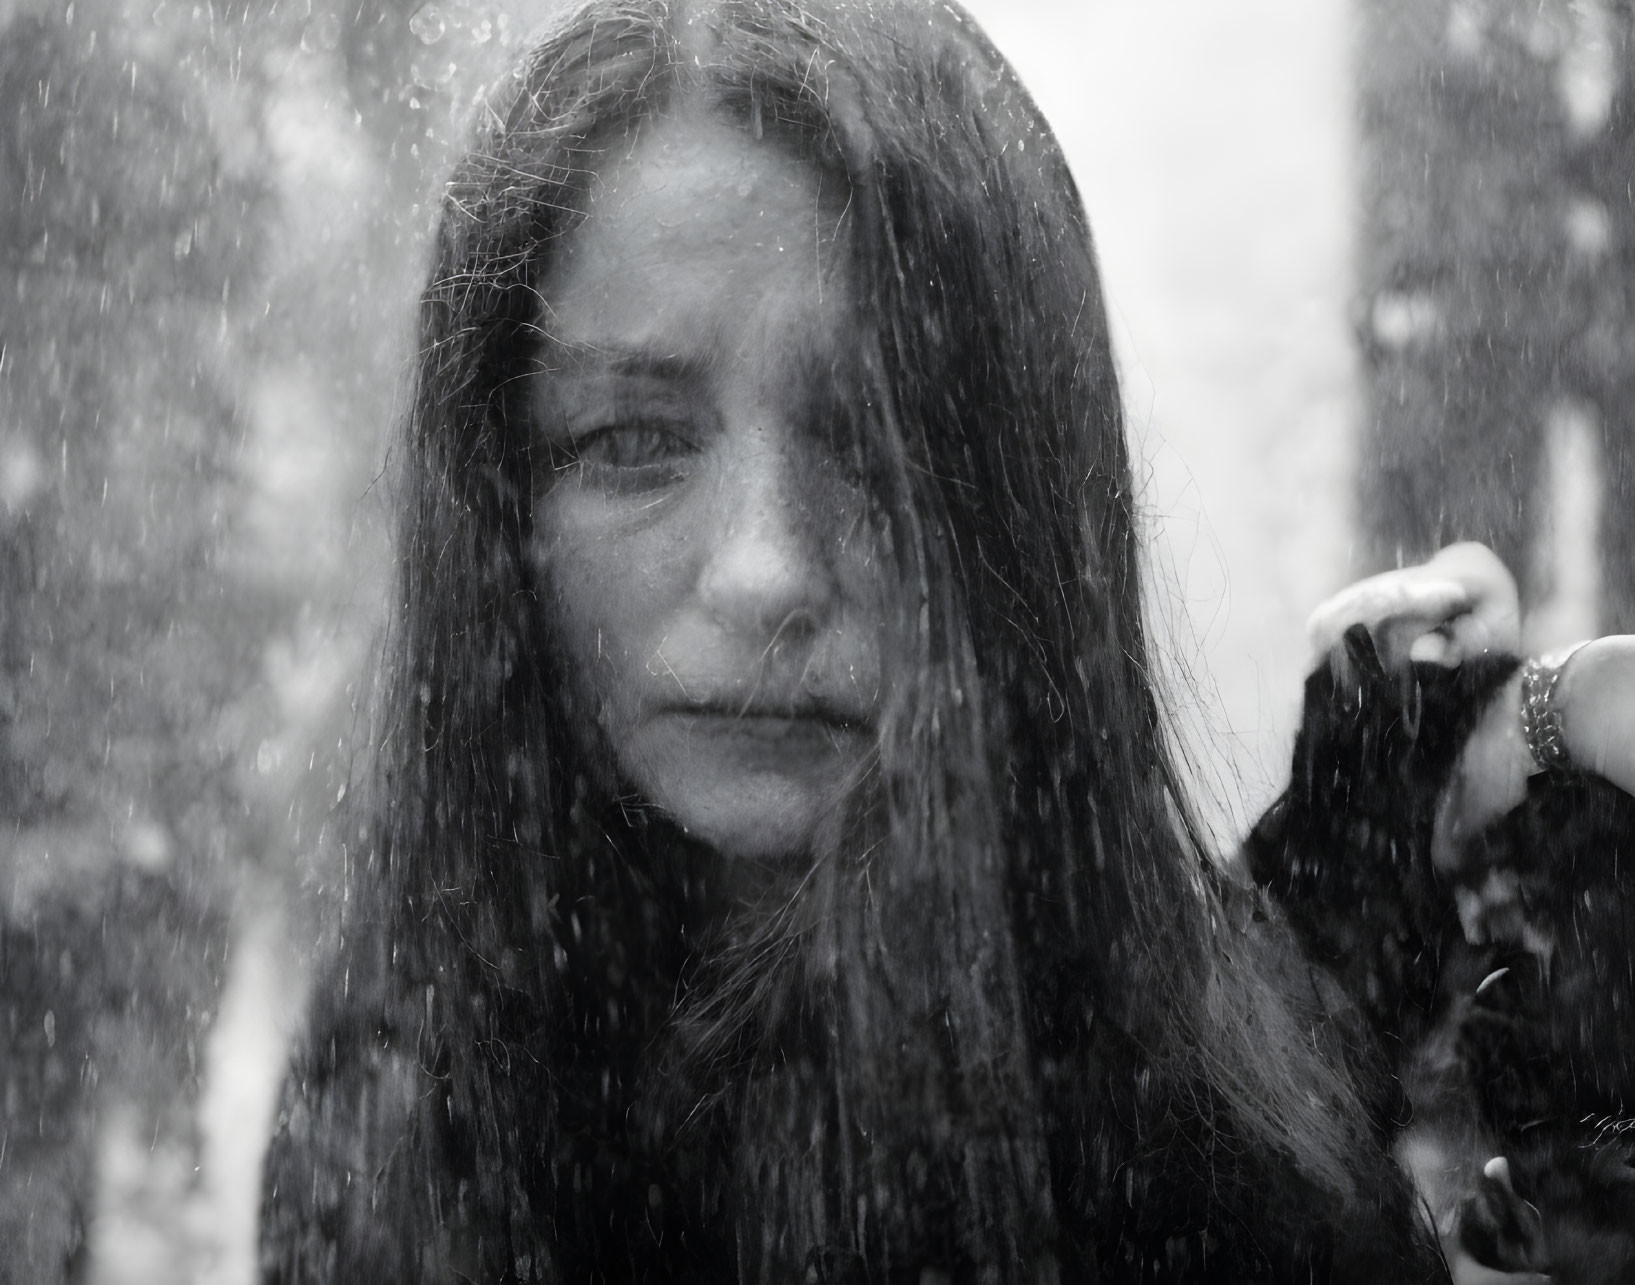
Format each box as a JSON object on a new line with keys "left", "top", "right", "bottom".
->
{"left": 1247, "top": 626, "right": 1635, "bottom": 1283}
{"left": 261, "top": 629, "right": 1456, "bottom": 1284}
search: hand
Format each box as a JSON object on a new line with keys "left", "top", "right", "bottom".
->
{"left": 1444, "top": 1157, "right": 1551, "bottom": 1285}
{"left": 1445, "top": 1251, "right": 1551, "bottom": 1285}
{"left": 1437, "top": 635, "right": 1635, "bottom": 889}
{"left": 1306, "top": 542, "right": 1520, "bottom": 675}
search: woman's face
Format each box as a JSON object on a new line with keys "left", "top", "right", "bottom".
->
{"left": 530, "top": 109, "right": 886, "bottom": 863}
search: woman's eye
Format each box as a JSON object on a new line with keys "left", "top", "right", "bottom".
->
{"left": 566, "top": 424, "right": 695, "bottom": 485}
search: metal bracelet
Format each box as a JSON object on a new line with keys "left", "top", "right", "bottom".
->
{"left": 1520, "top": 646, "right": 1584, "bottom": 773}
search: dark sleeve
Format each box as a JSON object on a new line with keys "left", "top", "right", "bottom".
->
{"left": 1240, "top": 625, "right": 1519, "bottom": 1046}
{"left": 1460, "top": 772, "right": 1635, "bottom": 1119}
{"left": 257, "top": 925, "right": 468, "bottom": 1285}
{"left": 1077, "top": 927, "right": 1453, "bottom": 1284}
{"left": 259, "top": 1021, "right": 438, "bottom": 1284}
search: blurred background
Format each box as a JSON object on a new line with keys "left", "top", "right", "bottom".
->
{"left": 0, "top": 0, "right": 1629, "bottom": 1279}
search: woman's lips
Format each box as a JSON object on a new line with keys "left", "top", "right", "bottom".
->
{"left": 663, "top": 691, "right": 875, "bottom": 728}
{"left": 645, "top": 705, "right": 873, "bottom": 763}
{"left": 670, "top": 705, "right": 869, "bottom": 733}
{"left": 682, "top": 710, "right": 860, "bottom": 737}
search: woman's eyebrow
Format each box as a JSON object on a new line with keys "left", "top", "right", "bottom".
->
{"left": 556, "top": 341, "right": 712, "bottom": 385}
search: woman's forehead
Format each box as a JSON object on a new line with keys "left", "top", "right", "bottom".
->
{"left": 537, "top": 108, "right": 853, "bottom": 352}
{"left": 555, "top": 112, "right": 844, "bottom": 268}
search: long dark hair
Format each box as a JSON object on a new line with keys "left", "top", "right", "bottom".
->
{"left": 262, "top": 2, "right": 1428, "bottom": 1281}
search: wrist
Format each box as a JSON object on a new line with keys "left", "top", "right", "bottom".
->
{"left": 1550, "top": 636, "right": 1635, "bottom": 795}
{"left": 1432, "top": 667, "right": 1532, "bottom": 873}
{"left": 1519, "top": 642, "right": 1589, "bottom": 775}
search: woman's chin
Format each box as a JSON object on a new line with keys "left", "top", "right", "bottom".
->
{"left": 624, "top": 721, "right": 866, "bottom": 862}
{"left": 660, "top": 797, "right": 822, "bottom": 864}
{"left": 640, "top": 775, "right": 838, "bottom": 865}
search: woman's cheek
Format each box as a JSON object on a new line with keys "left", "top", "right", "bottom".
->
{"left": 544, "top": 517, "right": 686, "bottom": 728}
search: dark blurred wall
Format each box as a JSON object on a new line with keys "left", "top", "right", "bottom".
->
{"left": 1356, "top": 0, "right": 1635, "bottom": 631}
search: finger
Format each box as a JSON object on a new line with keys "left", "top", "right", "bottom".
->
{"left": 1306, "top": 543, "right": 1521, "bottom": 673}
{"left": 1456, "top": 1152, "right": 1549, "bottom": 1275}
{"left": 1446, "top": 1257, "right": 1551, "bottom": 1285}
{"left": 1307, "top": 575, "right": 1473, "bottom": 671}
{"left": 1408, "top": 630, "right": 1456, "bottom": 666}
{"left": 1422, "top": 543, "right": 1521, "bottom": 658}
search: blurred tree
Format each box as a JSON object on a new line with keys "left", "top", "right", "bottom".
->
{"left": 0, "top": 6, "right": 263, "bottom": 1279}
{"left": 1355, "top": 0, "right": 1635, "bottom": 634}
{"left": 0, "top": 0, "right": 467, "bottom": 1276}
{"left": 1565, "top": 0, "right": 1635, "bottom": 632}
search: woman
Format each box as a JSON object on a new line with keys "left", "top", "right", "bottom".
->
{"left": 259, "top": 1, "right": 1446, "bottom": 1279}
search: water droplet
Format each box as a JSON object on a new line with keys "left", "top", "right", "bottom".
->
{"left": 409, "top": 2, "right": 447, "bottom": 45}
{"left": 471, "top": 16, "right": 493, "bottom": 44}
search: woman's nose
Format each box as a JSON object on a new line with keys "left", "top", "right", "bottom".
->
{"left": 696, "top": 437, "right": 837, "bottom": 639}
